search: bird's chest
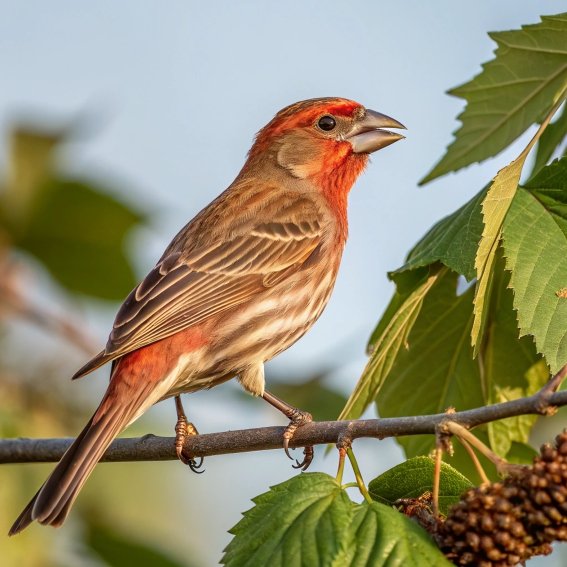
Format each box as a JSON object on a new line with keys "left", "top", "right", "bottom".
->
{"left": 217, "top": 252, "right": 341, "bottom": 363}
{"left": 169, "top": 239, "right": 344, "bottom": 394}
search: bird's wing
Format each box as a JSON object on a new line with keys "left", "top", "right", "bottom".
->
{"left": 73, "top": 194, "right": 324, "bottom": 378}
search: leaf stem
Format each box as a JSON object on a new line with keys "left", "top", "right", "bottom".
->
{"left": 336, "top": 447, "right": 346, "bottom": 484}
{"left": 347, "top": 448, "right": 372, "bottom": 504}
{"left": 459, "top": 437, "right": 490, "bottom": 484}
{"left": 444, "top": 422, "right": 508, "bottom": 475}
{"left": 432, "top": 447, "right": 442, "bottom": 517}
{"left": 520, "top": 85, "right": 567, "bottom": 160}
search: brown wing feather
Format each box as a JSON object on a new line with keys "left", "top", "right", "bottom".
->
{"left": 72, "top": 191, "right": 324, "bottom": 379}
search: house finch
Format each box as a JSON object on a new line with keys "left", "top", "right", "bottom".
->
{"left": 10, "top": 97, "right": 404, "bottom": 535}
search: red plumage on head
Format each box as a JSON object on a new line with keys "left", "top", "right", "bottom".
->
{"left": 250, "top": 97, "right": 363, "bottom": 157}
{"left": 249, "top": 98, "right": 368, "bottom": 238}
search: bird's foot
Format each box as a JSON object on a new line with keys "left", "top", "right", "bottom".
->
{"left": 174, "top": 396, "right": 204, "bottom": 473}
{"left": 282, "top": 408, "right": 314, "bottom": 471}
{"left": 261, "top": 390, "right": 315, "bottom": 470}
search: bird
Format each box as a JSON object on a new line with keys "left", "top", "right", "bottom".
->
{"left": 9, "top": 97, "right": 404, "bottom": 535}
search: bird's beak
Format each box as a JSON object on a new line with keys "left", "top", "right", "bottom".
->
{"left": 346, "top": 109, "right": 406, "bottom": 154}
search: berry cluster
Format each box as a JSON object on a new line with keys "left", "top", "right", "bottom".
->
{"left": 437, "top": 431, "right": 567, "bottom": 566}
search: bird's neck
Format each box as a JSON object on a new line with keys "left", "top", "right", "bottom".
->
{"left": 239, "top": 149, "right": 368, "bottom": 242}
{"left": 313, "top": 152, "right": 368, "bottom": 242}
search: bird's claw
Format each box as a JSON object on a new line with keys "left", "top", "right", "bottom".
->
{"left": 282, "top": 409, "right": 313, "bottom": 470}
{"left": 292, "top": 446, "right": 314, "bottom": 470}
{"left": 175, "top": 411, "right": 205, "bottom": 473}
{"left": 187, "top": 455, "right": 205, "bottom": 474}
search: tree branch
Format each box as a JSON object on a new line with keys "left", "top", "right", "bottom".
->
{"left": 2, "top": 387, "right": 566, "bottom": 464}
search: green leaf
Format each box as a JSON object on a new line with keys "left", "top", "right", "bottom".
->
{"left": 480, "top": 253, "right": 547, "bottom": 457}
{"left": 366, "top": 267, "right": 429, "bottom": 354}
{"left": 371, "top": 266, "right": 542, "bottom": 479}
{"left": 394, "top": 188, "right": 486, "bottom": 282}
{"left": 368, "top": 457, "right": 472, "bottom": 516}
{"left": 341, "top": 502, "right": 452, "bottom": 567}
{"left": 471, "top": 155, "right": 526, "bottom": 354}
{"left": 502, "top": 158, "right": 567, "bottom": 372}
{"left": 85, "top": 522, "right": 190, "bottom": 567}
{"left": 375, "top": 269, "right": 483, "bottom": 454}
{"left": 14, "top": 178, "right": 144, "bottom": 300}
{"left": 506, "top": 441, "right": 539, "bottom": 464}
{"left": 222, "top": 473, "right": 353, "bottom": 567}
{"left": 487, "top": 358, "right": 548, "bottom": 458}
{"left": 338, "top": 269, "right": 439, "bottom": 421}
{"left": 375, "top": 269, "right": 481, "bottom": 415}
{"left": 531, "top": 103, "right": 567, "bottom": 174}
{"left": 421, "top": 13, "right": 567, "bottom": 184}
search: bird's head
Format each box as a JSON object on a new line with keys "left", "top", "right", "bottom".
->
{"left": 246, "top": 98, "right": 404, "bottom": 219}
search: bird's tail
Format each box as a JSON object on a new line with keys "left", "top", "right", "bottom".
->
{"left": 9, "top": 369, "right": 160, "bottom": 535}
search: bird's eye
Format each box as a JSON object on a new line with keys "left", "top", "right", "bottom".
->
{"left": 317, "top": 115, "right": 336, "bottom": 132}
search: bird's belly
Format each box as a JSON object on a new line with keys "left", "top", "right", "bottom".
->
{"left": 165, "top": 269, "right": 337, "bottom": 397}
{"left": 214, "top": 270, "right": 336, "bottom": 363}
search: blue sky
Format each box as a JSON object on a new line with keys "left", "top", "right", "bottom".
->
{"left": 1, "top": 2, "right": 564, "bottom": 565}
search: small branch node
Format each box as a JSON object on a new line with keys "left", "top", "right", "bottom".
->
{"left": 435, "top": 421, "right": 455, "bottom": 456}
{"left": 535, "top": 363, "right": 567, "bottom": 413}
{"left": 336, "top": 423, "right": 354, "bottom": 451}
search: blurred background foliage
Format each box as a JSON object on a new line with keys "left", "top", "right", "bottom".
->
{"left": 0, "top": 124, "right": 181, "bottom": 566}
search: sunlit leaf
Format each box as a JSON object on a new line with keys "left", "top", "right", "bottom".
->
{"left": 502, "top": 158, "right": 567, "bottom": 372}
{"left": 471, "top": 155, "right": 525, "bottom": 354}
{"left": 480, "top": 259, "right": 548, "bottom": 457}
{"left": 421, "top": 13, "right": 567, "bottom": 184}
{"left": 366, "top": 267, "right": 429, "bottom": 354}
{"left": 372, "top": 267, "right": 542, "bottom": 479}
{"left": 487, "top": 359, "right": 548, "bottom": 458}
{"left": 376, "top": 269, "right": 481, "bottom": 424}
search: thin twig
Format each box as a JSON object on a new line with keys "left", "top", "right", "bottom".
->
{"left": 459, "top": 437, "right": 490, "bottom": 484}
{"left": 443, "top": 422, "right": 508, "bottom": 475}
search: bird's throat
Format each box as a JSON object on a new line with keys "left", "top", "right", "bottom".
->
{"left": 314, "top": 150, "right": 368, "bottom": 240}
